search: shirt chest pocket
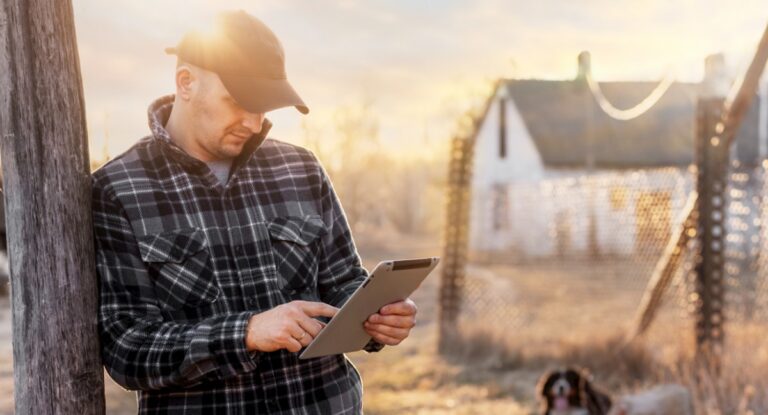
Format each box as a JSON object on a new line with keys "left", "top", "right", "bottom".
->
{"left": 137, "top": 228, "right": 220, "bottom": 310}
{"left": 265, "top": 215, "right": 326, "bottom": 300}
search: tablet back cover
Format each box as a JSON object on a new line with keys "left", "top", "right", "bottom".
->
{"left": 299, "top": 257, "right": 439, "bottom": 359}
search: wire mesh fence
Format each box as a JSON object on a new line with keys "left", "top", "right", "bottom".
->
{"left": 458, "top": 168, "right": 693, "bottom": 349}
{"left": 445, "top": 161, "right": 768, "bottom": 364}
{"left": 434, "top": 29, "right": 768, "bottom": 413}
{"left": 726, "top": 161, "right": 766, "bottom": 323}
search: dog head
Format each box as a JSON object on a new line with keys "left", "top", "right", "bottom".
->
{"left": 537, "top": 367, "right": 612, "bottom": 415}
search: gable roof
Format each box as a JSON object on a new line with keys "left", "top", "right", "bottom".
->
{"left": 500, "top": 79, "right": 763, "bottom": 168}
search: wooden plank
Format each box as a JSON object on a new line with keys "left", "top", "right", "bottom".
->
{"left": 0, "top": 1, "right": 105, "bottom": 413}
{"left": 628, "top": 192, "right": 697, "bottom": 340}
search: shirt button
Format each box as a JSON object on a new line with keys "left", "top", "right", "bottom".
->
{"left": 234, "top": 246, "right": 243, "bottom": 254}
{"left": 246, "top": 298, "right": 257, "bottom": 307}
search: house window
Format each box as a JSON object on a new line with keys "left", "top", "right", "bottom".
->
{"left": 491, "top": 184, "right": 509, "bottom": 231}
{"left": 498, "top": 98, "right": 507, "bottom": 159}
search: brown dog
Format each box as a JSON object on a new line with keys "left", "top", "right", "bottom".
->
{"left": 537, "top": 367, "right": 613, "bottom": 415}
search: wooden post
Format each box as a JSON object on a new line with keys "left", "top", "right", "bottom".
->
{"left": 438, "top": 83, "right": 498, "bottom": 354}
{"left": 694, "top": 96, "right": 727, "bottom": 365}
{"left": 0, "top": 1, "right": 105, "bottom": 414}
{"left": 438, "top": 135, "right": 474, "bottom": 352}
{"left": 628, "top": 26, "right": 768, "bottom": 342}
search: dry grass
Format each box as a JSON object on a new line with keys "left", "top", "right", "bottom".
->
{"left": 435, "top": 321, "right": 768, "bottom": 415}
{"left": 0, "top": 231, "right": 766, "bottom": 414}
{"left": 351, "top": 325, "right": 533, "bottom": 414}
{"left": 661, "top": 325, "right": 768, "bottom": 414}
{"left": 88, "top": 235, "right": 768, "bottom": 414}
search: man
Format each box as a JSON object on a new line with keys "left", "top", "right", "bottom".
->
{"left": 93, "top": 10, "right": 417, "bottom": 414}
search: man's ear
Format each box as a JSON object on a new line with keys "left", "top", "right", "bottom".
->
{"left": 175, "top": 65, "right": 195, "bottom": 101}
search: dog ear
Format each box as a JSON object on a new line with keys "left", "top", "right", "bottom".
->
{"left": 578, "top": 371, "right": 590, "bottom": 407}
{"left": 582, "top": 377, "right": 612, "bottom": 415}
{"left": 536, "top": 370, "right": 557, "bottom": 397}
{"left": 576, "top": 366, "right": 593, "bottom": 381}
{"left": 536, "top": 370, "right": 558, "bottom": 414}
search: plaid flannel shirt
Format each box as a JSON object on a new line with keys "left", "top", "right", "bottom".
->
{"left": 93, "top": 95, "right": 383, "bottom": 414}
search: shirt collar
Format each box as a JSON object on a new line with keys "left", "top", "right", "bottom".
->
{"left": 146, "top": 94, "right": 273, "bottom": 176}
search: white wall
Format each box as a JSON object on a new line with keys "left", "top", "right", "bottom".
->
{"left": 471, "top": 87, "right": 545, "bottom": 186}
{"left": 470, "top": 164, "right": 694, "bottom": 260}
{"left": 468, "top": 85, "right": 546, "bottom": 254}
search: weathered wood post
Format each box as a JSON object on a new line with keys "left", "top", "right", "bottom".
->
{"left": 628, "top": 26, "right": 768, "bottom": 345}
{"left": 693, "top": 54, "right": 729, "bottom": 367}
{"left": 438, "top": 134, "right": 474, "bottom": 353}
{"left": 0, "top": 1, "right": 105, "bottom": 413}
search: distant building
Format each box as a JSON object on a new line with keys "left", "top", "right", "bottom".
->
{"left": 468, "top": 52, "right": 766, "bottom": 260}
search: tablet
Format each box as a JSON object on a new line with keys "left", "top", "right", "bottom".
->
{"left": 299, "top": 256, "right": 439, "bottom": 359}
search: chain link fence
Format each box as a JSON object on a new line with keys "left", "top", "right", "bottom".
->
{"left": 440, "top": 156, "right": 768, "bottom": 365}
{"left": 459, "top": 168, "right": 693, "bottom": 349}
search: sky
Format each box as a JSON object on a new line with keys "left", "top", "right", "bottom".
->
{"left": 71, "top": 0, "right": 768, "bottom": 161}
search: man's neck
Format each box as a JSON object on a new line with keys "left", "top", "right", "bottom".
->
{"left": 165, "top": 102, "right": 196, "bottom": 154}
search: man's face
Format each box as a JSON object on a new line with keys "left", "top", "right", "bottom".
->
{"left": 187, "top": 68, "right": 265, "bottom": 161}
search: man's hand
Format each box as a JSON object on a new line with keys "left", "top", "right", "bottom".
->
{"left": 245, "top": 301, "right": 338, "bottom": 353}
{"left": 363, "top": 298, "right": 417, "bottom": 346}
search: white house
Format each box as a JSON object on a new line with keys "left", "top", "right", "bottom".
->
{"left": 467, "top": 52, "right": 766, "bottom": 261}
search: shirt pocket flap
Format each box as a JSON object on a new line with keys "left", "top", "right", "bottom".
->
{"left": 266, "top": 215, "right": 326, "bottom": 246}
{"left": 137, "top": 228, "right": 207, "bottom": 263}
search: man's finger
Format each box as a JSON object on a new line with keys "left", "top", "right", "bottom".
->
{"left": 297, "top": 316, "right": 324, "bottom": 339}
{"left": 367, "top": 313, "right": 415, "bottom": 328}
{"left": 298, "top": 331, "right": 312, "bottom": 347}
{"left": 365, "top": 329, "right": 401, "bottom": 346}
{"left": 294, "top": 319, "right": 315, "bottom": 346}
{"left": 286, "top": 337, "right": 303, "bottom": 353}
{"left": 379, "top": 299, "right": 417, "bottom": 316}
{"left": 298, "top": 301, "right": 338, "bottom": 318}
{"left": 288, "top": 324, "right": 308, "bottom": 343}
{"left": 364, "top": 322, "right": 409, "bottom": 339}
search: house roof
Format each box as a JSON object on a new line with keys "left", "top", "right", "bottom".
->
{"left": 500, "top": 79, "right": 763, "bottom": 168}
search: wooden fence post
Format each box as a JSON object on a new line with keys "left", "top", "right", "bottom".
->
{"left": 628, "top": 30, "right": 768, "bottom": 344}
{"left": 438, "top": 135, "right": 474, "bottom": 353}
{"left": 694, "top": 95, "right": 727, "bottom": 367}
{"left": 0, "top": 1, "right": 105, "bottom": 413}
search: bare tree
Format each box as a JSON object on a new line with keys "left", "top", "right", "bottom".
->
{"left": 301, "top": 101, "right": 388, "bottom": 230}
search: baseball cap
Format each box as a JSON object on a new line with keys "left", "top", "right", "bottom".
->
{"left": 165, "top": 10, "right": 309, "bottom": 115}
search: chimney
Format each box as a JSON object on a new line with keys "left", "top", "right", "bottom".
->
{"left": 577, "top": 51, "right": 591, "bottom": 81}
{"left": 702, "top": 53, "right": 729, "bottom": 98}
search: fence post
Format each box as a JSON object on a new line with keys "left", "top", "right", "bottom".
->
{"left": 694, "top": 76, "right": 728, "bottom": 368}
{"left": 438, "top": 136, "right": 474, "bottom": 353}
{"left": 0, "top": 1, "right": 105, "bottom": 413}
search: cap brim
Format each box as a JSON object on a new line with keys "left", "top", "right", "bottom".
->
{"left": 218, "top": 75, "right": 309, "bottom": 115}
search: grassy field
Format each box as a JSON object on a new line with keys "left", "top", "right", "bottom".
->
{"left": 0, "top": 231, "right": 765, "bottom": 413}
